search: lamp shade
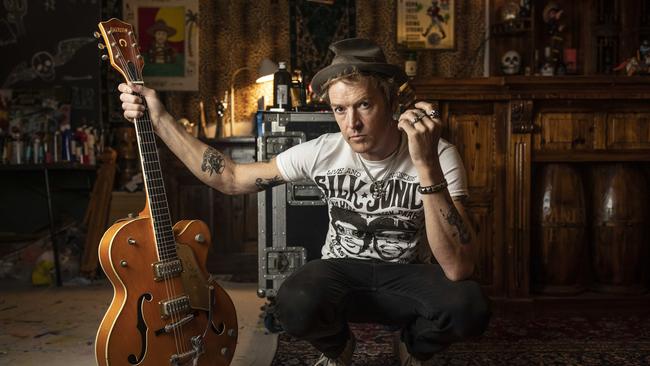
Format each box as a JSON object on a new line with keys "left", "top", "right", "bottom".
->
{"left": 256, "top": 58, "right": 277, "bottom": 83}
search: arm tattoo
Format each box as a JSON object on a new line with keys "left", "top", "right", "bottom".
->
{"left": 440, "top": 199, "right": 472, "bottom": 244}
{"left": 201, "top": 147, "right": 225, "bottom": 176}
{"left": 255, "top": 176, "right": 285, "bottom": 191}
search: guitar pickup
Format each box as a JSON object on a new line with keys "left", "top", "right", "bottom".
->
{"left": 160, "top": 295, "right": 191, "bottom": 318}
{"left": 153, "top": 259, "right": 183, "bottom": 281}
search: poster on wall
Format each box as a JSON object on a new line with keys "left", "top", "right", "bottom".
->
{"left": 123, "top": 0, "right": 199, "bottom": 91}
{"left": 397, "top": 0, "right": 455, "bottom": 50}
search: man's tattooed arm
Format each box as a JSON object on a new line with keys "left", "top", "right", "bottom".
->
{"left": 201, "top": 147, "right": 226, "bottom": 176}
{"left": 255, "top": 176, "right": 285, "bottom": 191}
{"left": 440, "top": 195, "right": 472, "bottom": 244}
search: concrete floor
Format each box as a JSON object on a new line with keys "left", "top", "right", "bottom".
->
{"left": 0, "top": 279, "right": 277, "bottom": 366}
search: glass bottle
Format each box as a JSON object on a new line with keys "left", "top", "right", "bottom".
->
{"left": 405, "top": 52, "right": 417, "bottom": 79}
{"left": 273, "top": 61, "right": 292, "bottom": 110}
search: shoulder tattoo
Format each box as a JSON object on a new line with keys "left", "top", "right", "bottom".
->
{"left": 255, "top": 176, "right": 285, "bottom": 191}
{"left": 201, "top": 147, "right": 225, "bottom": 176}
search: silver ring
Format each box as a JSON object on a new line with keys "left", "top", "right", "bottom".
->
{"left": 411, "top": 112, "right": 426, "bottom": 125}
{"left": 428, "top": 110, "right": 440, "bottom": 119}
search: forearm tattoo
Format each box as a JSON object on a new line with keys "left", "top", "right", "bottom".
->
{"left": 201, "top": 147, "right": 225, "bottom": 176}
{"left": 440, "top": 199, "right": 472, "bottom": 244}
{"left": 255, "top": 176, "right": 285, "bottom": 191}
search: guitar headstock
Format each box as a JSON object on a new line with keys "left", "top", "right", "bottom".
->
{"left": 96, "top": 18, "right": 144, "bottom": 83}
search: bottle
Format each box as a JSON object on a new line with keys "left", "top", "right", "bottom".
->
{"left": 405, "top": 52, "right": 417, "bottom": 79}
{"left": 273, "top": 61, "right": 292, "bottom": 110}
{"left": 86, "top": 127, "right": 96, "bottom": 165}
{"left": 61, "top": 124, "right": 72, "bottom": 161}
{"left": 53, "top": 130, "right": 61, "bottom": 162}
{"left": 291, "top": 69, "right": 307, "bottom": 110}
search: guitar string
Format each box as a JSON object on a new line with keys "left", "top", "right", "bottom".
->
{"left": 113, "top": 42, "right": 185, "bottom": 355}
{"left": 111, "top": 31, "right": 186, "bottom": 355}
{"left": 136, "top": 110, "right": 188, "bottom": 354}
{"left": 137, "top": 92, "right": 187, "bottom": 354}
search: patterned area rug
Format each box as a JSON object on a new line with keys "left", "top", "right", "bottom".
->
{"left": 271, "top": 316, "right": 650, "bottom": 365}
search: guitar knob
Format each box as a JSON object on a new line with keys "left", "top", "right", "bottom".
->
{"left": 194, "top": 233, "right": 205, "bottom": 243}
{"left": 101, "top": 54, "right": 109, "bottom": 61}
{"left": 220, "top": 348, "right": 229, "bottom": 356}
{"left": 93, "top": 31, "right": 101, "bottom": 39}
{"left": 97, "top": 43, "right": 106, "bottom": 50}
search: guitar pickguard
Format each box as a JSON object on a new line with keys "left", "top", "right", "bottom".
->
{"left": 176, "top": 243, "right": 209, "bottom": 312}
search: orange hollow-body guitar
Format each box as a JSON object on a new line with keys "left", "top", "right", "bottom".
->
{"left": 94, "top": 19, "right": 237, "bottom": 366}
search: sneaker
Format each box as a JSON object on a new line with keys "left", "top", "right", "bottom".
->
{"left": 314, "top": 333, "right": 356, "bottom": 366}
{"left": 397, "top": 338, "right": 423, "bottom": 366}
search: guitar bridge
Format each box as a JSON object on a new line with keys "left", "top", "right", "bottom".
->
{"left": 153, "top": 259, "right": 183, "bottom": 281}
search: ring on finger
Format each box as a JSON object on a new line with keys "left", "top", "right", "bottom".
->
{"left": 427, "top": 109, "right": 440, "bottom": 119}
{"left": 411, "top": 113, "right": 426, "bottom": 125}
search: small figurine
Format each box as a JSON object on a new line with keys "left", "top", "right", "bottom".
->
{"left": 614, "top": 40, "right": 650, "bottom": 76}
{"left": 543, "top": 2, "right": 565, "bottom": 36}
{"left": 501, "top": 50, "right": 521, "bottom": 75}
{"left": 639, "top": 39, "right": 650, "bottom": 66}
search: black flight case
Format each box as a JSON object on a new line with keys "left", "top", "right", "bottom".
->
{"left": 256, "top": 111, "right": 339, "bottom": 301}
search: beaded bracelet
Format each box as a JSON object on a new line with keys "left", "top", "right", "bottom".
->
{"left": 417, "top": 179, "right": 448, "bottom": 194}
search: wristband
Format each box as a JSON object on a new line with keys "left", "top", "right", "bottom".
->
{"left": 417, "top": 179, "right": 448, "bottom": 194}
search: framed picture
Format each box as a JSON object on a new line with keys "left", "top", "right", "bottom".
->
{"left": 396, "top": 0, "right": 455, "bottom": 50}
{"left": 123, "top": 0, "right": 199, "bottom": 91}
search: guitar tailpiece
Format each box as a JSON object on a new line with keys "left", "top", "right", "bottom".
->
{"left": 201, "top": 286, "right": 216, "bottom": 338}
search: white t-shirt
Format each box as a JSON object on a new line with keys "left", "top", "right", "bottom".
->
{"left": 276, "top": 132, "right": 468, "bottom": 263}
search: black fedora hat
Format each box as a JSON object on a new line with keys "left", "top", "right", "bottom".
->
{"left": 310, "top": 38, "right": 408, "bottom": 95}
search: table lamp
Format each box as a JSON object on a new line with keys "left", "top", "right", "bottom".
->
{"left": 229, "top": 58, "right": 277, "bottom": 135}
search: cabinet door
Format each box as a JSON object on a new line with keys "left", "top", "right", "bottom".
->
{"left": 534, "top": 112, "right": 599, "bottom": 151}
{"left": 606, "top": 112, "right": 650, "bottom": 149}
{"left": 447, "top": 102, "right": 505, "bottom": 296}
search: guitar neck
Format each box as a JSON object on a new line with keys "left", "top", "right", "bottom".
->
{"left": 133, "top": 93, "right": 177, "bottom": 261}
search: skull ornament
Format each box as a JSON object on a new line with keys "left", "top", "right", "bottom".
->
{"left": 31, "top": 51, "right": 55, "bottom": 81}
{"left": 501, "top": 50, "right": 521, "bottom": 75}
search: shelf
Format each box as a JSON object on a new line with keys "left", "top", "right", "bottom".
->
{"left": 0, "top": 163, "right": 98, "bottom": 171}
{"left": 533, "top": 150, "right": 650, "bottom": 162}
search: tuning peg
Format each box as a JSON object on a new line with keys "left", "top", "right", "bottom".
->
{"left": 97, "top": 43, "right": 106, "bottom": 50}
{"left": 93, "top": 31, "right": 101, "bottom": 39}
{"left": 101, "top": 54, "right": 109, "bottom": 61}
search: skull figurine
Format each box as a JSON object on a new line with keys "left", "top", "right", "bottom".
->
{"left": 501, "top": 50, "right": 521, "bottom": 75}
{"left": 31, "top": 51, "right": 55, "bottom": 81}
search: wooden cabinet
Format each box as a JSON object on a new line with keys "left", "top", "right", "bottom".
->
{"left": 413, "top": 77, "right": 650, "bottom": 309}
{"left": 160, "top": 137, "right": 258, "bottom": 280}
{"left": 489, "top": 0, "right": 650, "bottom": 76}
{"left": 446, "top": 103, "right": 506, "bottom": 296}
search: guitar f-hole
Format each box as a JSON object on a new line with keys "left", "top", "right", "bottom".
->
{"left": 128, "top": 293, "right": 153, "bottom": 364}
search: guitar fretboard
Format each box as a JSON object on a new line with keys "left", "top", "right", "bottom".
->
{"left": 133, "top": 96, "right": 177, "bottom": 261}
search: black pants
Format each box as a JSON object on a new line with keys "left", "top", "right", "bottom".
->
{"left": 275, "top": 258, "right": 491, "bottom": 361}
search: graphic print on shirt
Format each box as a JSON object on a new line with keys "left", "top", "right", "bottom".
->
{"left": 314, "top": 167, "right": 424, "bottom": 262}
{"left": 329, "top": 205, "right": 420, "bottom": 260}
